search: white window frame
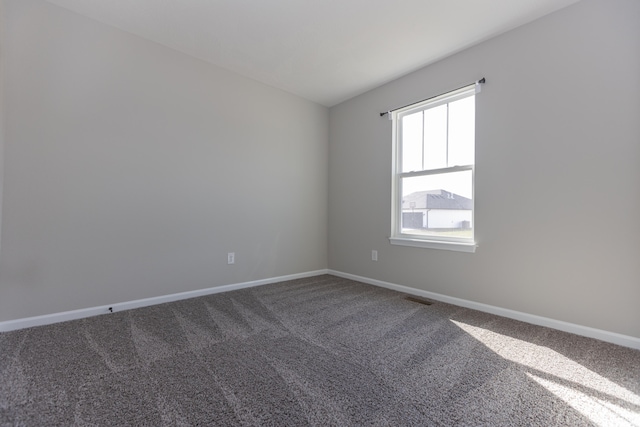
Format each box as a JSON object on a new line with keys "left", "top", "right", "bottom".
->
{"left": 389, "top": 83, "right": 479, "bottom": 253}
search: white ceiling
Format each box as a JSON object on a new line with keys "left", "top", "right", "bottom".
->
{"left": 45, "top": 0, "right": 580, "bottom": 107}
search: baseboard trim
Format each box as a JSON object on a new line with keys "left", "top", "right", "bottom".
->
{"left": 328, "top": 270, "right": 640, "bottom": 350}
{"left": 0, "top": 269, "right": 329, "bottom": 333}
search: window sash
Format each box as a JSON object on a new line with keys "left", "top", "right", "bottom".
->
{"left": 398, "top": 164, "right": 473, "bottom": 179}
{"left": 394, "top": 167, "right": 475, "bottom": 244}
{"left": 397, "top": 90, "right": 475, "bottom": 174}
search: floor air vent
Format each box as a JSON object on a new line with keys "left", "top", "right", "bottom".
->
{"left": 405, "top": 296, "right": 434, "bottom": 306}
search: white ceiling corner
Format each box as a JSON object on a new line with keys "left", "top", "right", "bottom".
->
{"left": 44, "top": 0, "right": 581, "bottom": 107}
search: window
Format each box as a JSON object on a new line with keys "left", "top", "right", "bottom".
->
{"left": 390, "top": 83, "right": 479, "bottom": 252}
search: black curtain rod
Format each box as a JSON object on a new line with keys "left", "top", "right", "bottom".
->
{"left": 379, "top": 77, "right": 485, "bottom": 117}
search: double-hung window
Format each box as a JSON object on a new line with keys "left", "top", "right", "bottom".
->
{"left": 390, "top": 82, "right": 479, "bottom": 252}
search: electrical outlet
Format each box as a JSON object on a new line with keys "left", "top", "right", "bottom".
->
{"left": 227, "top": 252, "right": 235, "bottom": 264}
{"left": 372, "top": 250, "right": 378, "bottom": 261}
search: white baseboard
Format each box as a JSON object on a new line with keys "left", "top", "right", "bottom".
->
{"left": 328, "top": 270, "right": 640, "bottom": 350}
{"left": 0, "top": 269, "right": 329, "bottom": 333}
{"left": 4, "top": 268, "right": 638, "bottom": 350}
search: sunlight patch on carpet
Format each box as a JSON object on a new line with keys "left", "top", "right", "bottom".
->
{"left": 451, "top": 320, "right": 640, "bottom": 427}
{"left": 527, "top": 373, "right": 638, "bottom": 427}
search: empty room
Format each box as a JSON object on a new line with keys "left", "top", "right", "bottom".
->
{"left": 1, "top": 0, "right": 639, "bottom": 425}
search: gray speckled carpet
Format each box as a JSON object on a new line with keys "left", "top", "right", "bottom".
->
{"left": 1, "top": 274, "right": 639, "bottom": 426}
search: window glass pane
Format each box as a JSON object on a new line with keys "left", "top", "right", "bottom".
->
{"left": 401, "top": 170, "right": 473, "bottom": 239}
{"left": 401, "top": 111, "right": 423, "bottom": 172}
{"left": 423, "top": 104, "right": 448, "bottom": 170}
{"left": 448, "top": 96, "right": 475, "bottom": 166}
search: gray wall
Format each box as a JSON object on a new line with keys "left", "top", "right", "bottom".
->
{"left": 328, "top": 0, "right": 640, "bottom": 338}
{"left": 0, "top": 0, "right": 328, "bottom": 321}
{"left": 0, "top": 0, "right": 5, "bottom": 257}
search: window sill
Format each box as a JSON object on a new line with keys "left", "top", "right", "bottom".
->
{"left": 389, "top": 237, "right": 477, "bottom": 253}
